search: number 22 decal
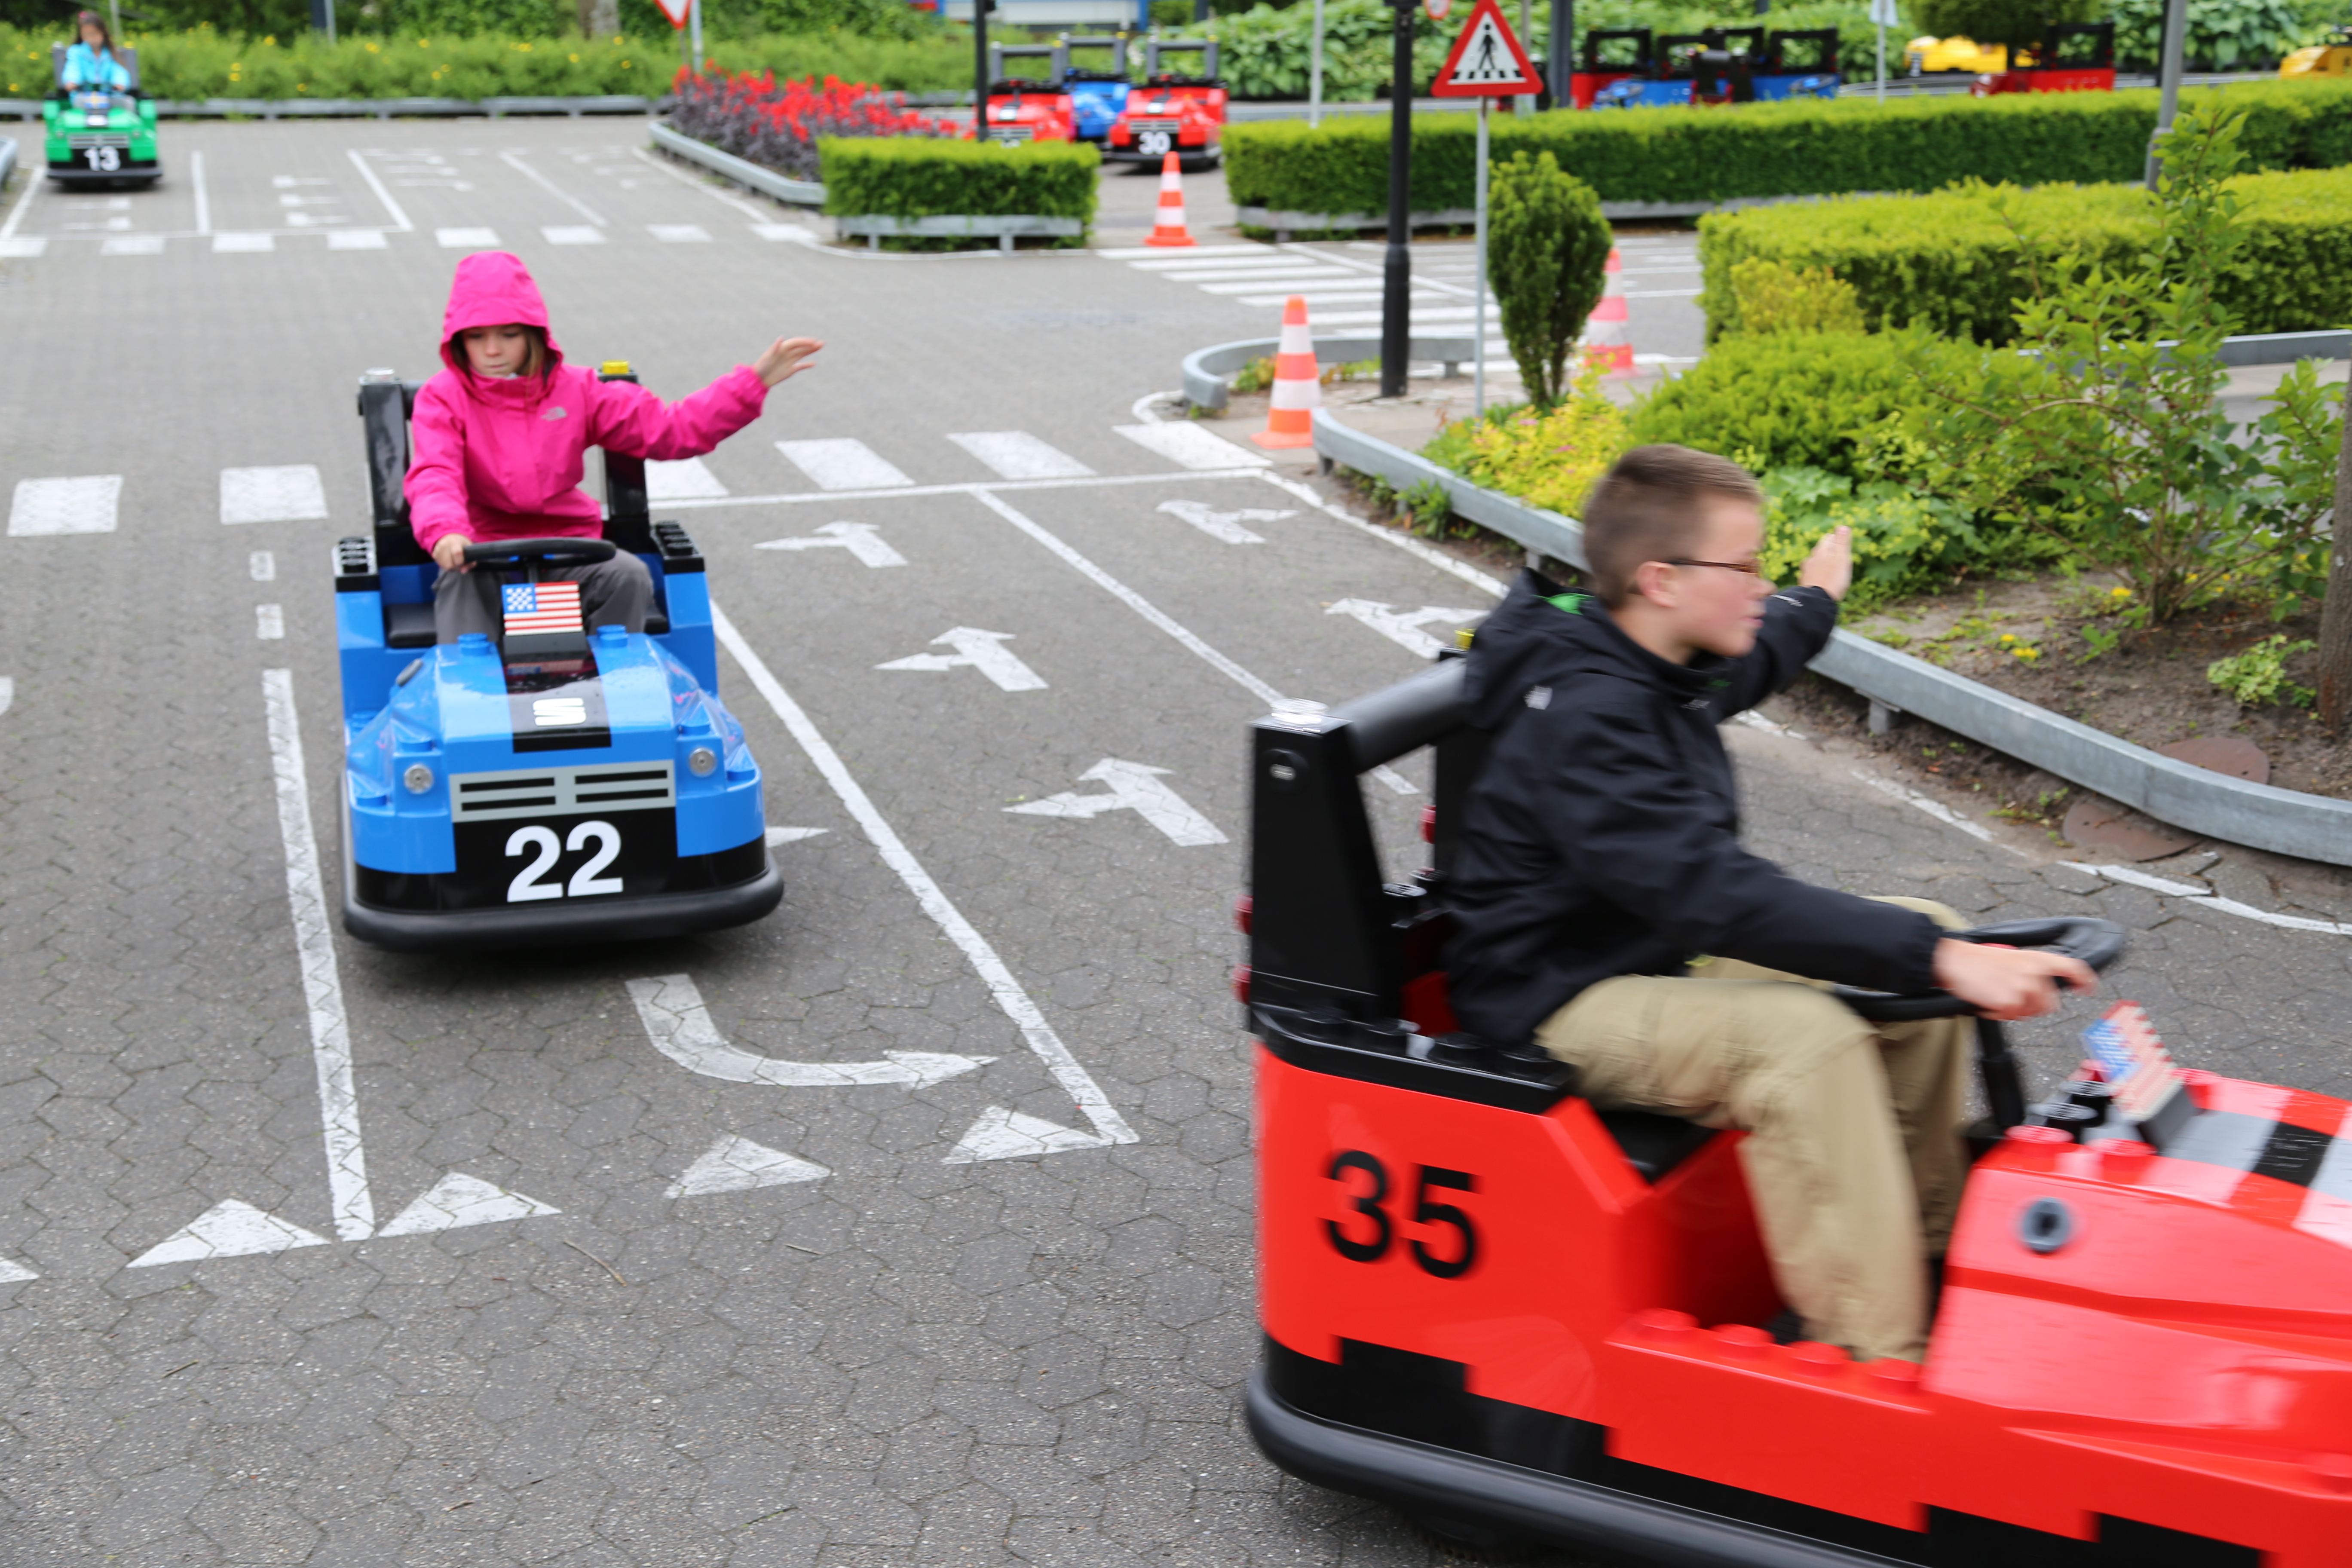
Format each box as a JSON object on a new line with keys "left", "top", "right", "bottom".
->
{"left": 1323, "top": 1150, "right": 1479, "bottom": 1279}
{"left": 505, "top": 820, "right": 625, "bottom": 902}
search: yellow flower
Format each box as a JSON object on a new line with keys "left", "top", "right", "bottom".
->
{"left": 262, "top": 33, "right": 274, "bottom": 43}
{"left": 2013, "top": 647, "right": 2040, "bottom": 662}
{"left": 2109, "top": 585, "right": 2130, "bottom": 597}
{"left": 570, "top": 52, "right": 580, "bottom": 61}
{"left": 1999, "top": 633, "right": 2016, "bottom": 643}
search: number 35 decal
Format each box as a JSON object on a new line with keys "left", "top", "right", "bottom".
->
{"left": 505, "top": 820, "right": 625, "bottom": 902}
{"left": 1324, "top": 1150, "right": 1479, "bottom": 1279}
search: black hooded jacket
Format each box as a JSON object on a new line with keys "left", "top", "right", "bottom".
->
{"left": 1443, "top": 570, "right": 1943, "bottom": 1047}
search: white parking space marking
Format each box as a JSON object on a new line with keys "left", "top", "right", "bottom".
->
{"left": 213, "top": 232, "right": 274, "bottom": 253}
{"left": 129, "top": 1199, "right": 328, "bottom": 1267}
{"left": 649, "top": 224, "right": 712, "bottom": 243}
{"left": 765, "top": 826, "right": 827, "bottom": 845}
{"left": 1115, "top": 422, "right": 1270, "bottom": 470}
{"left": 877, "top": 627, "right": 1047, "bottom": 691}
{"left": 250, "top": 551, "right": 276, "bottom": 582}
{"left": 256, "top": 605, "right": 285, "bottom": 640}
{"left": 644, "top": 456, "right": 728, "bottom": 501}
{"left": 190, "top": 149, "right": 209, "bottom": 235}
{"left": 0, "top": 162, "right": 42, "bottom": 246}
{"left": 668, "top": 1134, "right": 830, "bottom": 1198}
{"left": 437, "top": 226, "right": 501, "bottom": 248}
{"left": 1006, "top": 758, "right": 1227, "bottom": 847}
{"left": 10, "top": 475, "right": 121, "bottom": 536}
{"left": 328, "top": 229, "right": 389, "bottom": 250}
{"left": 261, "top": 669, "right": 375, "bottom": 1241}
{"left": 375, "top": 1173, "right": 559, "bottom": 1237}
{"left": 499, "top": 150, "right": 603, "bottom": 225}
{"left": 626, "top": 973, "right": 995, "bottom": 1087}
{"left": 711, "top": 604, "right": 1139, "bottom": 1159}
{"left": 542, "top": 224, "right": 604, "bottom": 245}
{"left": 0, "top": 239, "right": 46, "bottom": 258}
{"left": 101, "top": 235, "right": 163, "bottom": 255}
{"left": 1327, "top": 598, "right": 1488, "bottom": 659}
{"left": 345, "top": 149, "right": 414, "bottom": 230}
{"left": 0, "top": 677, "right": 13, "bottom": 717}
{"left": 1157, "top": 498, "right": 1288, "bottom": 543}
{"left": 947, "top": 431, "right": 1093, "bottom": 480}
{"left": 756, "top": 521, "right": 905, "bottom": 567}
{"left": 220, "top": 464, "right": 328, "bottom": 524}
{"left": 775, "top": 438, "right": 913, "bottom": 491}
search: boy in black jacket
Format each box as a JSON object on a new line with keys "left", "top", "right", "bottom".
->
{"left": 1446, "top": 445, "right": 2093, "bottom": 1363}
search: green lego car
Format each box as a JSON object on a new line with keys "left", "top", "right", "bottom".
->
{"left": 43, "top": 42, "right": 159, "bottom": 187}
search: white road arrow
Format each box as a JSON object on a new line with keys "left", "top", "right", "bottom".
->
{"left": 129, "top": 1199, "right": 328, "bottom": 1267}
{"left": 1155, "top": 499, "right": 1293, "bottom": 545}
{"left": 668, "top": 1134, "right": 831, "bottom": 1197}
{"left": 875, "top": 627, "right": 1047, "bottom": 692}
{"left": 626, "top": 974, "right": 996, "bottom": 1087}
{"left": 1326, "top": 598, "right": 1488, "bottom": 660}
{"left": 1004, "top": 758, "right": 1227, "bottom": 847}
{"left": 754, "top": 521, "right": 906, "bottom": 568}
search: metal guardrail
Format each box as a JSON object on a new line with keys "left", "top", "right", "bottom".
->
{"left": 1182, "top": 332, "right": 1480, "bottom": 410}
{"left": 647, "top": 119, "right": 824, "bottom": 206}
{"left": 1307, "top": 405, "right": 2352, "bottom": 867}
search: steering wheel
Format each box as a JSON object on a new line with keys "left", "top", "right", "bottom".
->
{"left": 1831, "top": 916, "right": 2126, "bottom": 1022}
{"left": 461, "top": 537, "right": 617, "bottom": 567}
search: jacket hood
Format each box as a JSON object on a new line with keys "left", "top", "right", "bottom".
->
{"left": 438, "top": 251, "right": 566, "bottom": 377}
{"left": 1462, "top": 569, "right": 1727, "bottom": 729}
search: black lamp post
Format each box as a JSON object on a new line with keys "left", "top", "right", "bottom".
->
{"left": 1380, "top": 0, "right": 1415, "bottom": 397}
{"left": 975, "top": 0, "right": 993, "bottom": 144}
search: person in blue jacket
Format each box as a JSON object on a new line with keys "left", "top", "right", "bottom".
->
{"left": 61, "top": 11, "right": 131, "bottom": 94}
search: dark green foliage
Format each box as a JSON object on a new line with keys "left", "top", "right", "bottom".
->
{"left": 1224, "top": 80, "right": 2352, "bottom": 216}
{"left": 819, "top": 138, "right": 1099, "bottom": 231}
{"left": 1485, "top": 151, "right": 1612, "bottom": 407}
{"left": 1912, "top": 0, "right": 2101, "bottom": 52}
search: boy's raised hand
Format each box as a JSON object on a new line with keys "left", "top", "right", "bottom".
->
{"left": 1798, "top": 524, "right": 1854, "bottom": 602}
{"left": 753, "top": 336, "right": 824, "bottom": 389}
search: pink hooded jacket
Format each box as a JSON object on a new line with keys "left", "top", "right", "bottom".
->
{"left": 404, "top": 251, "right": 767, "bottom": 554}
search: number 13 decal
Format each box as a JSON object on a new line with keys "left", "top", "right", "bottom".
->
{"left": 1323, "top": 1150, "right": 1479, "bottom": 1279}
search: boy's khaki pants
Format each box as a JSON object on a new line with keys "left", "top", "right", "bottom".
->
{"left": 1533, "top": 899, "right": 1972, "bottom": 1364}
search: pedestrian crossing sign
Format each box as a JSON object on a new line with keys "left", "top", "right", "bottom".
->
{"left": 1431, "top": 0, "right": 1543, "bottom": 96}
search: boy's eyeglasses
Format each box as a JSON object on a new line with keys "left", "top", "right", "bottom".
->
{"left": 1668, "top": 557, "right": 1764, "bottom": 576}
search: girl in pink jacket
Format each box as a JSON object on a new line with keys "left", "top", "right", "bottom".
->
{"left": 407, "top": 250, "right": 820, "bottom": 643}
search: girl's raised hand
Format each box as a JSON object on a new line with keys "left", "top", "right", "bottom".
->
{"left": 753, "top": 336, "right": 824, "bottom": 389}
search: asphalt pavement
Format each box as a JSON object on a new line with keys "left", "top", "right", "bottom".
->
{"left": 0, "top": 115, "right": 2349, "bottom": 1567}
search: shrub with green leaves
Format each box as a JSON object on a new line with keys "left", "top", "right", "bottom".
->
{"left": 819, "top": 138, "right": 1098, "bottom": 247}
{"left": 1913, "top": 0, "right": 2101, "bottom": 53}
{"left": 2208, "top": 634, "right": 2318, "bottom": 706}
{"left": 1726, "top": 257, "right": 1865, "bottom": 335}
{"left": 1758, "top": 468, "right": 1989, "bottom": 612}
{"left": 1486, "top": 152, "right": 1613, "bottom": 408}
{"left": 2108, "top": 0, "right": 2328, "bottom": 72}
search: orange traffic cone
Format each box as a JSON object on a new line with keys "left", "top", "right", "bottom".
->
{"left": 1582, "top": 248, "right": 1633, "bottom": 376}
{"left": 1144, "top": 150, "right": 1197, "bottom": 248}
{"left": 1252, "top": 295, "right": 1318, "bottom": 449}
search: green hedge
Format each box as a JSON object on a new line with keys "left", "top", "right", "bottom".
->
{"left": 1223, "top": 80, "right": 2352, "bottom": 214}
{"left": 1695, "top": 164, "right": 2352, "bottom": 340}
{"left": 819, "top": 138, "right": 1099, "bottom": 236}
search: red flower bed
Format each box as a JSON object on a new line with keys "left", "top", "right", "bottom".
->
{"left": 666, "top": 66, "right": 948, "bottom": 182}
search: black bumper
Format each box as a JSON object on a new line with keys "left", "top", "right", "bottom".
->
{"left": 46, "top": 162, "right": 160, "bottom": 184}
{"left": 1244, "top": 1369, "right": 1896, "bottom": 1568}
{"left": 343, "top": 848, "right": 783, "bottom": 952}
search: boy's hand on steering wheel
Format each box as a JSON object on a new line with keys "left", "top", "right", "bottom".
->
{"left": 753, "top": 336, "right": 824, "bottom": 389}
{"left": 432, "top": 535, "right": 473, "bottom": 573}
{"left": 1932, "top": 939, "right": 2098, "bottom": 1022}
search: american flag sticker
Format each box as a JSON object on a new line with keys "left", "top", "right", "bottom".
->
{"left": 502, "top": 581, "right": 583, "bottom": 636}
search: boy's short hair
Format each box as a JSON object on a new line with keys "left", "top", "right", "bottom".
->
{"left": 1581, "top": 444, "right": 1763, "bottom": 605}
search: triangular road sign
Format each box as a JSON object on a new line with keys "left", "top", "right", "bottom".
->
{"left": 1432, "top": 0, "right": 1543, "bottom": 96}
{"left": 652, "top": 0, "right": 692, "bottom": 28}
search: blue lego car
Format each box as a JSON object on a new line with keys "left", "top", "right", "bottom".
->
{"left": 334, "top": 367, "right": 782, "bottom": 952}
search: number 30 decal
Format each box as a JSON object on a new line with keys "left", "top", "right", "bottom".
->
{"left": 1323, "top": 1150, "right": 1479, "bottom": 1279}
{"left": 504, "top": 820, "right": 625, "bottom": 903}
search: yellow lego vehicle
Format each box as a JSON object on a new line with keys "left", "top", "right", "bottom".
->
{"left": 1906, "top": 33, "right": 2009, "bottom": 72}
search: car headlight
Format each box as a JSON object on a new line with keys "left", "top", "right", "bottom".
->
{"left": 403, "top": 763, "right": 435, "bottom": 795}
{"left": 687, "top": 746, "right": 718, "bottom": 778}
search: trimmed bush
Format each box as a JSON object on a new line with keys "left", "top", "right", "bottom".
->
{"left": 818, "top": 138, "right": 1098, "bottom": 242}
{"left": 1696, "top": 164, "right": 2352, "bottom": 341}
{"left": 1487, "top": 152, "right": 1613, "bottom": 407}
{"left": 1222, "top": 80, "right": 2352, "bottom": 216}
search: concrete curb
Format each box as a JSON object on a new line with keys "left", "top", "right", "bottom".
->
{"left": 1307, "top": 407, "right": 2352, "bottom": 868}
{"left": 1182, "top": 334, "right": 1482, "bottom": 411}
{"left": 647, "top": 120, "right": 824, "bottom": 207}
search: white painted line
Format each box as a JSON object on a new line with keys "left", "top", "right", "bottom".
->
{"left": 250, "top": 550, "right": 276, "bottom": 582}
{"left": 1153, "top": 263, "right": 1367, "bottom": 279}
{"left": 1256, "top": 472, "right": 1508, "bottom": 601}
{"left": 9, "top": 475, "right": 121, "bottom": 536}
{"left": 255, "top": 604, "right": 285, "bottom": 640}
{"left": 499, "top": 150, "right": 603, "bottom": 225}
{"left": 0, "top": 157, "right": 43, "bottom": 245}
{"left": 668, "top": 1134, "right": 830, "bottom": 1198}
{"left": 0, "top": 238, "right": 46, "bottom": 259}
{"left": 628, "top": 144, "right": 772, "bottom": 221}
{"left": 947, "top": 431, "right": 1094, "bottom": 480}
{"left": 261, "top": 669, "right": 375, "bottom": 1241}
{"left": 1099, "top": 242, "right": 1271, "bottom": 259}
{"left": 1114, "top": 423, "right": 1271, "bottom": 471}
{"left": 1007, "top": 758, "right": 1226, "bottom": 846}
{"left": 643, "top": 456, "right": 728, "bottom": 501}
{"left": 212, "top": 232, "right": 273, "bottom": 253}
{"left": 1157, "top": 499, "right": 1287, "bottom": 543}
{"left": 1327, "top": 598, "right": 1488, "bottom": 660}
{"left": 220, "top": 464, "right": 328, "bottom": 524}
{"left": 1310, "top": 307, "right": 1483, "bottom": 326}
{"left": 876, "top": 626, "right": 1047, "bottom": 691}
{"left": 327, "top": 228, "right": 389, "bottom": 250}
{"left": 345, "top": 150, "right": 414, "bottom": 231}
{"left": 765, "top": 825, "right": 826, "bottom": 846}
{"left": 775, "top": 438, "right": 913, "bottom": 491}
{"left": 190, "top": 148, "right": 209, "bottom": 236}
{"left": 542, "top": 224, "right": 604, "bottom": 245}
{"left": 947, "top": 1106, "right": 1108, "bottom": 1163}
{"left": 0, "top": 1257, "right": 35, "bottom": 1283}
{"left": 0, "top": 677, "right": 13, "bottom": 717}
{"left": 648, "top": 223, "right": 712, "bottom": 243}
{"left": 1731, "top": 708, "right": 1802, "bottom": 738}
{"left": 711, "top": 603, "right": 1138, "bottom": 1153}
{"left": 1234, "top": 291, "right": 1407, "bottom": 307}
{"left": 436, "top": 226, "right": 501, "bottom": 249}
{"left": 751, "top": 222, "right": 818, "bottom": 244}
{"left": 1129, "top": 390, "right": 1178, "bottom": 425}
{"left": 662, "top": 465, "right": 1265, "bottom": 511}
{"left": 129, "top": 1199, "right": 328, "bottom": 1267}
{"left": 1850, "top": 767, "right": 2001, "bottom": 846}
{"left": 626, "top": 973, "right": 995, "bottom": 1086}
{"left": 1194, "top": 273, "right": 1376, "bottom": 294}
{"left": 375, "top": 1173, "right": 558, "bottom": 1237}
{"left": 100, "top": 235, "right": 164, "bottom": 256}
{"left": 755, "top": 520, "right": 904, "bottom": 567}
{"left": 2066, "top": 862, "right": 2352, "bottom": 937}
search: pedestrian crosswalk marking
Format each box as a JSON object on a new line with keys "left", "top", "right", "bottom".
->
{"left": 221, "top": 465, "right": 328, "bottom": 525}
{"left": 542, "top": 225, "right": 604, "bottom": 245}
{"left": 947, "top": 432, "right": 1093, "bottom": 480}
{"left": 644, "top": 456, "right": 729, "bottom": 501}
{"left": 101, "top": 235, "right": 163, "bottom": 255}
{"left": 1115, "top": 424, "right": 1271, "bottom": 471}
{"left": 327, "top": 229, "right": 388, "bottom": 250}
{"left": 649, "top": 224, "right": 712, "bottom": 243}
{"left": 9, "top": 475, "right": 121, "bottom": 536}
{"left": 436, "top": 226, "right": 500, "bottom": 248}
{"left": 213, "top": 232, "right": 274, "bottom": 253}
{"left": 0, "top": 238, "right": 45, "bottom": 258}
{"left": 775, "top": 438, "right": 913, "bottom": 492}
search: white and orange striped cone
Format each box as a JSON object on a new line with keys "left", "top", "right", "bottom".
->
{"left": 1144, "top": 150, "right": 1197, "bottom": 248}
{"left": 1581, "top": 248, "right": 1633, "bottom": 376}
{"left": 1252, "top": 295, "right": 1319, "bottom": 449}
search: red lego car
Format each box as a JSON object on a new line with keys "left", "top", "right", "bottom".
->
{"left": 1105, "top": 75, "right": 1225, "bottom": 169}
{"left": 1243, "top": 653, "right": 2352, "bottom": 1565}
{"left": 971, "top": 80, "right": 1076, "bottom": 144}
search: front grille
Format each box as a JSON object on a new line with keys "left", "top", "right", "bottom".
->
{"left": 66, "top": 133, "right": 132, "bottom": 149}
{"left": 1127, "top": 117, "right": 1182, "bottom": 133}
{"left": 986, "top": 126, "right": 1035, "bottom": 143}
{"left": 450, "top": 761, "right": 676, "bottom": 822}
